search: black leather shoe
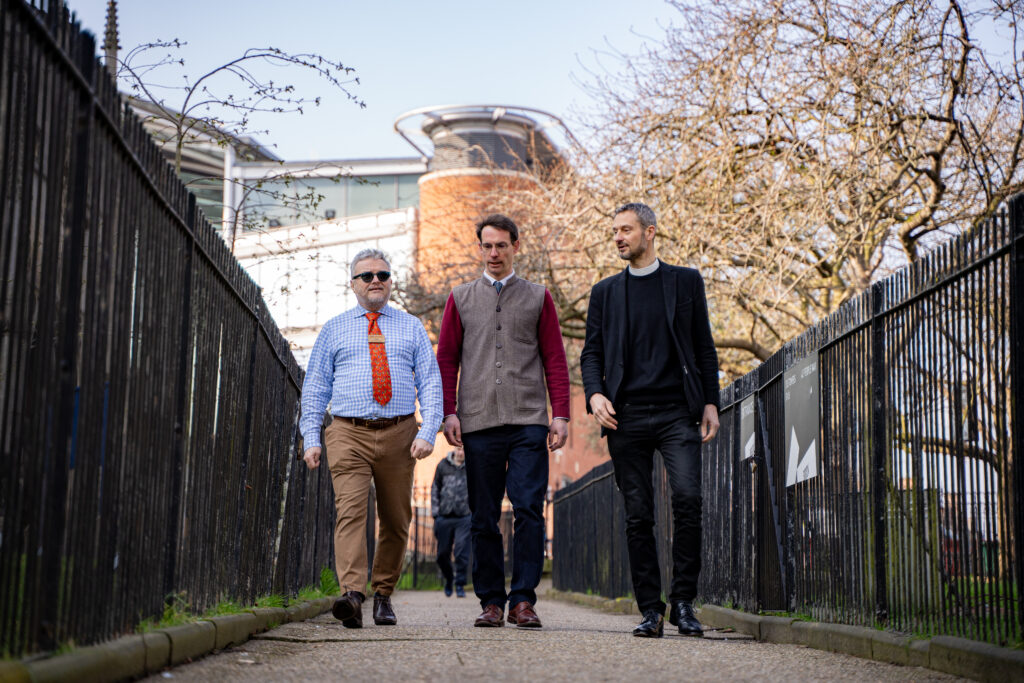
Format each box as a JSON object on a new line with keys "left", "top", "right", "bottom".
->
{"left": 373, "top": 592, "right": 397, "bottom": 625}
{"left": 632, "top": 609, "right": 664, "bottom": 638}
{"left": 670, "top": 600, "right": 703, "bottom": 637}
{"left": 332, "top": 591, "right": 364, "bottom": 628}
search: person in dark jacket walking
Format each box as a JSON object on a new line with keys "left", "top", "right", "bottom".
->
{"left": 580, "top": 202, "right": 720, "bottom": 639}
{"left": 431, "top": 447, "right": 471, "bottom": 597}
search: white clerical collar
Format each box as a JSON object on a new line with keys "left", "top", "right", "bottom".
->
{"left": 628, "top": 259, "right": 660, "bottom": 277}
{"left": 483, "top": 270, "right": 516, "bottom": 286}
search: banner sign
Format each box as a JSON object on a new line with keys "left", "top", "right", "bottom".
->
{"left": 740, "top": 395, "right": 756, "bottom": 461}
{"left": 784, "top": 351, "right": 819, "bottom": 486}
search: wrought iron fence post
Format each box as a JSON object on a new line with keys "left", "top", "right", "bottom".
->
{"left": 870, "top": 281, "right": 889, "bottom": 625}
{"left": 413, "top": 503, "right": 420, "bottom": 588}
{"left": 165, "top": 194, "right": 196, "bottom": 601}
{"left": 233, "top": 317, "right": 260, "bottom": 595}
{"left": 40, "top": 31, "right": 96, "bottom": 650}
{"left": 756, "top": 394, "right": 789, "bottom": 611}
{"left": 1009, "top": 194, "right": 1024, "bottom": 634}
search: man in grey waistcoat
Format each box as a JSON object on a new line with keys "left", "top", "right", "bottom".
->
{"left": 436, "top": 214, "right": 571, "bottom": 628}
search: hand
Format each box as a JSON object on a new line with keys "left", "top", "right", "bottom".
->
{"left": 701, "top": 404, "right": 720, "bottom": 443}
{"left": 303, "top": 446, "right": 322, "bottom": 470}
{"left": 443, "top": 415, "right": 463, "bottom": 447}
{"left": 410, "top": 438, "right": 434, "bottom": 460}
{"left": 548, "top": 419, "right": 568, "bottom": 451}
{"left": 589, "top": 393, "right": 618, "bottom": 430}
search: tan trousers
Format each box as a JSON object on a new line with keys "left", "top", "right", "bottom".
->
{"left": 324, "top": 416, "right": 417, "bottom": 596}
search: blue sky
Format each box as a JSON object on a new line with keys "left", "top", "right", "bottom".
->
{"left": 70, "top": 0, "right": 680, "bottom": 162}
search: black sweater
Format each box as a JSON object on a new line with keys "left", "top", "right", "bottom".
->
{"left": 618, "top": 269, "right": 688, "bottom": 406}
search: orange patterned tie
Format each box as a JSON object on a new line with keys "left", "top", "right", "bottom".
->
{"left": 366, "top": 312, "right": 392, "bottom": 406}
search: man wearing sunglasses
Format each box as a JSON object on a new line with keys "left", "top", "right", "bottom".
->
{"left": 300, "top": 248, "right": 442, "bottom": 629}
{"left": 436, "top": 214, "right": 570, "bottom": 629}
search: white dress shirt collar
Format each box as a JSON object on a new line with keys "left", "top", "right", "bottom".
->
{"left": 483, "top": 270, "right": 516, "bottom": 287}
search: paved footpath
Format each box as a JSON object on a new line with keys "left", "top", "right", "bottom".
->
{"left": 144, "top": 588, "right": 963, "bottom": 682}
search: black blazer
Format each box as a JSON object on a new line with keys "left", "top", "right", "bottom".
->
{"left": 580, "top": 263, "right": 720, "bottom": 422}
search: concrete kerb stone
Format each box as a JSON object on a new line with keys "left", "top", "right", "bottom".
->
{"left": 0, "top": 661, "right": 31, "bottom": 683}
{"left": 869, "top": 630, "right": 912, "bottom": 666}
{"left": 160, "top": 621, "right": 216, "bottom": 666}
{"left": 246, "top": 606, "right": 288, "bottom": 632}
{"left": 908, "top": 639, "right": 931, "bottom": 668}
{"left": 26, "top": 635, "right": 146, "bottom": 683}
{"left": 545, "top": 588, "right": 637, "bottom": 615}
{"left": 4, "top": 597, "right": 332, "bottom": 683}
{"left": 698, "top": 605, "right": 760, "bottom": 638}
{"left": 820, "top": 623, "right": 874, "bottom": 660}
{"left": 208, "top": 613, "right": 258, "bottom": 650}
{"left": 929, "top": 635, "right": 1024, "bottom": 683}
{"left": 759, "top": 615, "right": 799, "bottom": 644}
{"left": 142, "top": 631, "right": 171, "bottom": 674}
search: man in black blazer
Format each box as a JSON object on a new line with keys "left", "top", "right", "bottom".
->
{"left": 580, "top": 202, "right": 720, "bottom": 638}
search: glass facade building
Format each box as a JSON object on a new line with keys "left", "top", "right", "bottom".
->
{"left": 230, "top": 157, "right": 426, "bottom": 231}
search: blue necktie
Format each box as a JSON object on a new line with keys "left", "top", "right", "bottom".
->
{"left": 494, "top": 280, "right": 503, "bottom": 295}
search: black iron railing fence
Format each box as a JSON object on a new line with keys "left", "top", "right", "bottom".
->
{"left": 0, "top": 0, "right": 335, "bottom": 656}
{"left": 554, "top": 196, "right": 1024, "bottom": 646}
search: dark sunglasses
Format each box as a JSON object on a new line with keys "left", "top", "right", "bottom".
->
{"left": 352, "top": 270, "right": 391, "bottom": 283}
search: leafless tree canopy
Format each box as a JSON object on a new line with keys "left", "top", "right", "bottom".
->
{"left": 115, "top": 41, "right": 363, "bottom": 247}
{"left": 418, "top": 0, "right": 1023, "bottom": 381}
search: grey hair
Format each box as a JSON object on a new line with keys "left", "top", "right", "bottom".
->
{"left": 614, "top": 202, "right": 657, "bottom": 228}
{"left": 350, "top": 248, "right": 391, "bottom": 278}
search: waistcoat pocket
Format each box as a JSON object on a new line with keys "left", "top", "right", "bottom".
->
{"left": 514, "top": 376, "right": 546, "bottom": 412}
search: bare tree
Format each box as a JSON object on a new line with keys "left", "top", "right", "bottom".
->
{"left": 564, "top": 0, "right": 1024, "bottom": 377}
{"left": 113, "top": 39, "right": 364, "bottom": 248}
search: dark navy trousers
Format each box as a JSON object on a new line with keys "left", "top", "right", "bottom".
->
{"left": 434, "top": 514, "right": 471, "bottom": 586}
{"left": 462, "top": 424, "right": 549, "bottom": 610}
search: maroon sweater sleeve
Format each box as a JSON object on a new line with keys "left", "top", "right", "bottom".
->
{"left": 436, "top": 292, "right": 463, "bottom": 417}
{"left": 538, "top": 290, "right": 571, "bottom": 420}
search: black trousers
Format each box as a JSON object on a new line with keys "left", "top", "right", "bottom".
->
{"left": 606, "top": 403, "right": 702, "bottom": 615}
{"left": 434, "top": 514, "right": 471, "bottom": 586}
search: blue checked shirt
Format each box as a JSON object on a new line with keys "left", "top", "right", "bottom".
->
{"left": 300, "top": 303, "right": 443, "bottom": 449}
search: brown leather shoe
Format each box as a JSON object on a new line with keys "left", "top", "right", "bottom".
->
{"left": 473, "top": 604, "right": 505, "bottom": 627}
{"left": 373, "top": 592, "right": 397, "bottom": 625}
{"left": 507, "top": 601, "right": 542, "bottom": 628}
{"left": 332, "top": 591, "right": 364, "bottom": 628}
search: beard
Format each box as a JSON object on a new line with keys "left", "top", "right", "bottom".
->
{"left": 618, "top": 237, "right": 649, "bottom": 261}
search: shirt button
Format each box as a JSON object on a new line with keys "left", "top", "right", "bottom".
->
{"left": 496, "top": 324, "right": 502, "bottom": 330}
{"left": 496, "top": 362, "right": 502, "bottom": 368}
{"left": 496, "top": 379, "right": 502, "bottom": 384}
{"left": 496, "top": 343, "right": 502, "bottom": 349}
{"left": 496, "top": 306, "right": 502, "bottom": 312}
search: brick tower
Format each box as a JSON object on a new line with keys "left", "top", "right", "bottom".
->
{"left": 394, "top": 105, "right": 562, "bottom": 292}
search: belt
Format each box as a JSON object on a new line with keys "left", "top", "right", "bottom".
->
{"left": 336, "top": 413, "right": 414, "bottom": 430}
